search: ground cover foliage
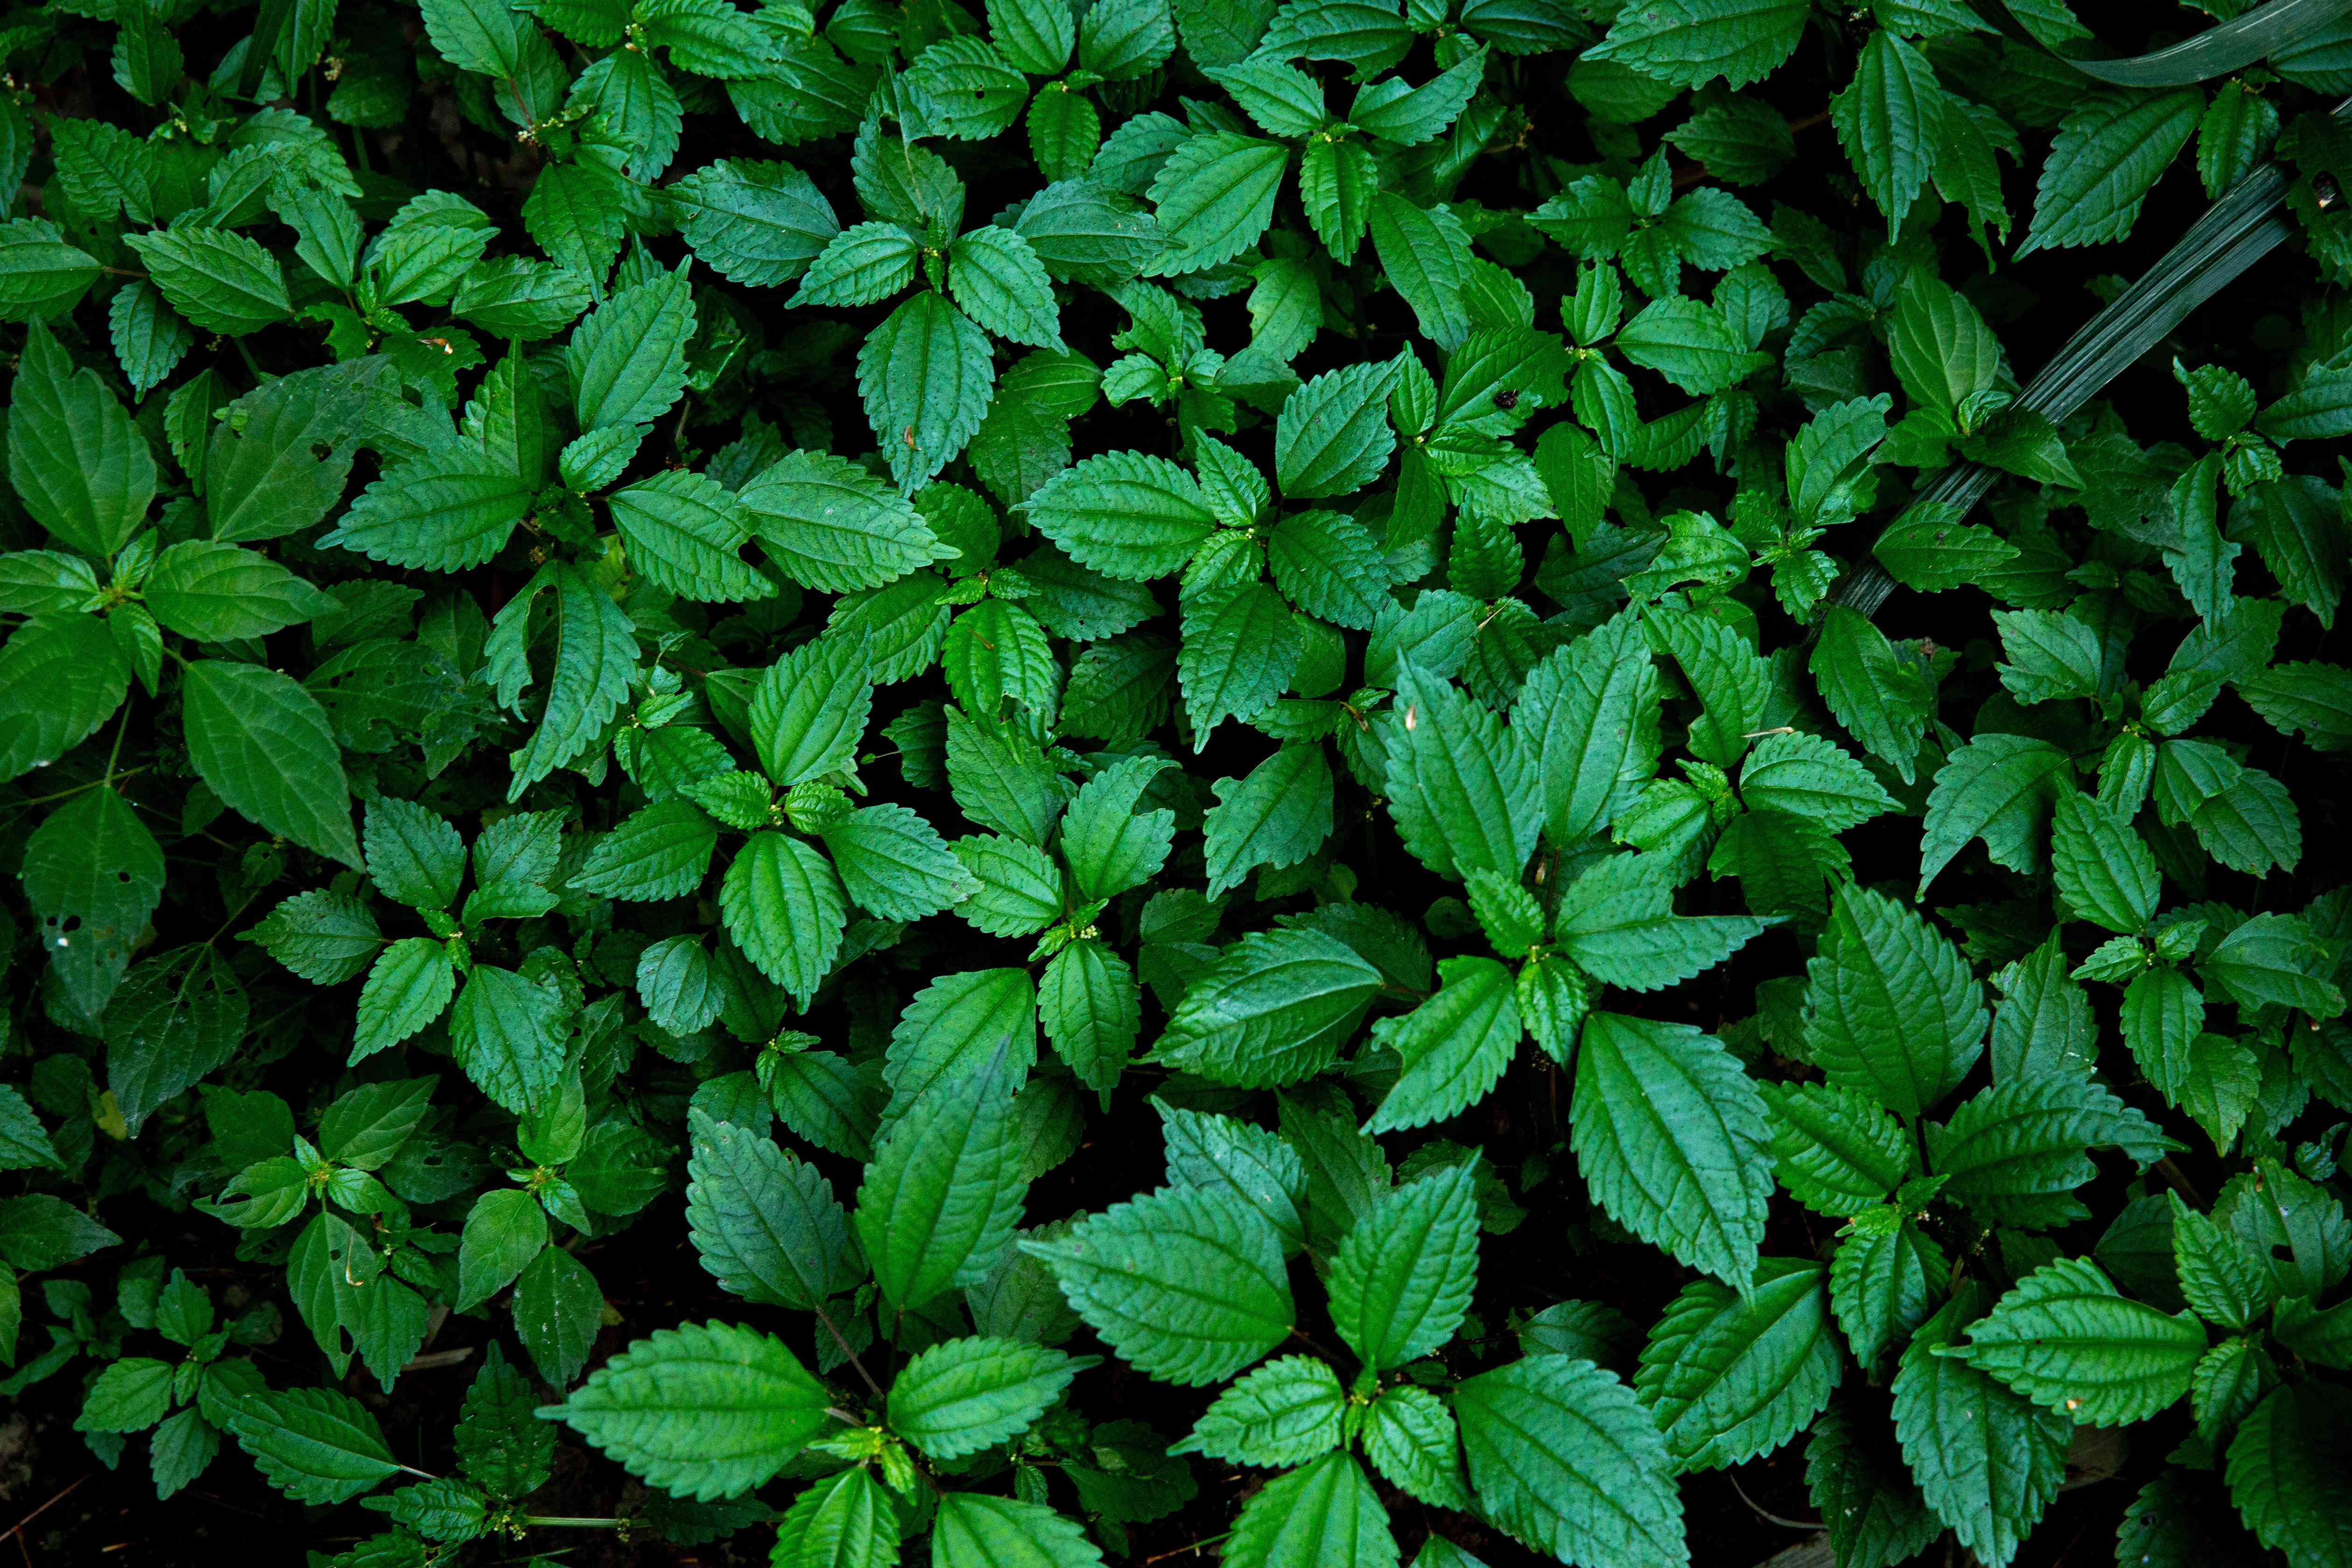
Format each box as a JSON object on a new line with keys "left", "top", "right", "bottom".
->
{"left": 0, "top": 0, "right": 2350, "bottom": 1563}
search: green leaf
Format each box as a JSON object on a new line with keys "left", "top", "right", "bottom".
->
{"left": 720, "top": 831, "right": 847, "bottom": 1007}
{"left": 0, "top": 1193, "right": 119, "bottom": 1270}
{"left": 1891, "top": 1294, "right": 2069, "bottom": 1568}
{"left": 1369, "top": 194, "right": 1475, "bottom": 350}
{"left": 0, "top": 218, "right": 99, "bottom": 321}
{"left": 1615, "top": 296, "right": 1768, "bottom": 395}
{"left": 486, "top": 563, "right": 640, "bottom": 799}
{"left": 540, "top": 1321, "right": 831, "bottom": 1500}
{"left": 684, "top": 1110, "right": 858, "bottom": 1310}
{"left": 1738, "top": 730, "right": 1896, "bottom": 832}
{"left": 1636, "top": 1260, "right": 1841, "bottom": 1471}
{"left": 1023, "top": 1184, "right": 1292, "bottom": 1385}
{"left": 1887, "top": 273, "right": 2003, "bottom": 417}
{"left": 1553, "top": 852, "right": 1773, "bottom": 991}
{"left": 227, "top": 1387, "right": 399, "bottom": 1505}
{"left": 2170, "top": 1193, "right": 2276, "bottom": 1331}
{"left": 1584, "top": 0, "right": 1806, "bottom": 89}
{"left": 181, "top": 659, "right": 360, "bottom": 868}
{"left": 1831, "top": 1216, "right": 1947, "bottom": 1368}
{"left": 21, "top": 784, "right": 165, "bottom": 1016}
{"left": 737, "top": 449, "right": 956, "bottom": 591}
{"left": 1385, "top": 666, "right": 1541, "bottom": 882}
{"left": 1919, "top": 731, "right": 2071, "bottom": 893}
{"left": 1146, "top": 132, "right": 1289, "bottom": 275}
{"left": 572, "top": 800, "right": 718, "bottom": 901}
{"left": 1363, "top": 1382, "right": 1470, "bottom": 1509}
{"left": 514, "top": 1241, "right": 604, "bottom": 1387}
{"left": 2226, "top": 1384, "right": 2352, "bottom": 1568}
{"left": 1759, "top": 1081, "right": 1911, "bottom": 1218}
{"left": 146, "top": 541, "right": 336, "bottom": 641}
{"left": 1174, "top": 1355, "right": 1345, "bottom": 1466}
{"left": 771, "top": 1466, "right": 900, "bottom": 1568}
{"left": 1953, "top": 1256, "right": 2206, "bottom": 1425}
{"left": 2200, "top": 913, "right": 2345, "bottom": 1019}
{"left": 448, "top": 965, "right": 567, "bottom": 1115}
{"left": 2048, "top": 787, "right": 2160, "bottom": 934}
{"left": 859, "top": 290, "right": 996, "bottom": 493}
{"left": 990, "top": 0, "right": 1077, "bottom": 73}
{"left": 1041, "top": 938, "right": 1141, "bottom": 1092}
{"left": 1803, "top": 884, "right": 1987, "bottom": 1118}
{"left": 1570, "top": 1012, "right": 1773, "bottom": 1288}
{"left": 246, "top": 889, "right": 382, "bottom": 985}
{"left": 1157, "top": 1099, "right": 1308, "bottom": 1253}
{"left": 568, "top": 262, "right": 694, "bottom": 430}
{"left": 1805, "top": 1404, "right": 1943, "bottom": 1568}
{"left": 7, "top": 320, "right": 154, "bottom": 558}
{"left": 887, "top": 1336, "right": 1088, "bottom": 1459}
{"left": 76, "top": 1356, "right": 174, "bottom": 1433}
{"left": 124, "top": 226, "right": 290, "bottom": 336}
{"left": 355, "top": 938, "right": 457, "bottom": 1060}
{"left": 950, "top": 226, "right": 1064, "bottom": 349}
{"left": 672, "top": 158, "right": 840, "bottom": 287}
{"left": 1221, "top": 1451, "right": 1398, "bottom": 1568}
{"left": 1513, "top": 609, "right": 1662, "bottom": 845}
{"left": 1651, "top": 606, "right": 1771, "bottom": 767}
{"left": 933, "top": 1493, "right": 1106, "bottom": 1568}
{"left": 1927, "top": 1075, "right": 2174, "bottom": 1230}
{"left": 1809, "top": 606, "right": 1934, "bottom": 783}
{"left": 1022, "top": 450, "right": 1219, "bottom": 580}
{"left": 1830, "top": 30, "right": 1945, "bottom": 235}
{"left": 456, "top": 1187, "right": 549, "bottom": 1310}
{"left": 882, "top": 966, "right": 1040, "bottom": 1124}
{"left": 827, "top": 803, "right": 974, "bottom": 922}
{"left": 1151, "top": 927, "right": 1384, "bottom": 1087}
{"left": 609, "top": 471, "right": 774, "bottom": 603}
{"left": 1180, "top": 580, "right": 1302, "bottom": 742}
{"left": 0, "top": 1085, "right": 63, "bottom": 1173}
{"left": 1329, "top": 1165, "right": 1479, "bottom": 1370}
{"left": 2022, "top": 90, "right": 2203, "bottom": 254}
{"left": 796, "top": 221, "right": 921, "bottom": 308}
{"left": 854, "top": 1052, "right": 1027, "bottom": 1311}
{"left": 1365, "top": 954, "right": 1520, "bottom": 1133}
{"left": 751, "top": 631, "right": 873, "bottom": 787}
{"left": 1277, "top": 358, "right": 1401, "bottom": 500}
{"left": 1455, "top": 1356, "right": 1686, "bottom": 1568}
{"left": 322, "top": 448, "right": 532, "bottom": 572}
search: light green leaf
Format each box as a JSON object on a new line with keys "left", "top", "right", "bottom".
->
{"left": 1174, "top": 1355, "right": 1345, "bottom": 1467}
{"left": 1953, "top": 1256, "right": 2206, "bottom": 1426}
{"left": 1571, "top": 1012, "right": 1773, "bottom": 1288}
{"left": 1145, "top": 132, "right": 1289, "bottom": 275}
{"left": 7, "top": 320, "right": 154, "bottom": 558}
{"left": 1803, "top": 884, "right": 1986, "bottom": 1119}
{"left": 1222, "top": 1451, "right": 1398, "bottom": 1568}
{"left": 1023, "top": 1184, "right": 1292, "bottom": 1385}
{"left": 1152, "top": 927, "right": 1384, "bottom": 1087}
{"left": 1455, "top": 1356, "right": 1686, "bottom": 1568}
{"left": 887, "top": 1336, "right": 1088, "bottom": 1459}
{"left": 1365, "top": 955, "right": 1520, "bottom": 1133}
{"left": 1329, "top": 1165, "right": 1480, "bottom": 1370}
{"left": 539, "top": 1322, "right": 831, "bottom": 1499}
{"left": 859, "top": 290, "right": 996, "bottom": 493}
{"left": 855, "top": 1052, "right": 1027, "bottom": 1310}
{"left": 182, "top": 659, "right": 360, "bottom": 868}
{"left": 1635, "top": 1260, "right": 1841, "bottom": 1471}
{"left": 227, "top": 1387, "right": 399, "bottom": 1505}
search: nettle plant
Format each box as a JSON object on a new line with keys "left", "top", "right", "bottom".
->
{"left": 4, "top": 0, "right": 2352, "bottom": 1565}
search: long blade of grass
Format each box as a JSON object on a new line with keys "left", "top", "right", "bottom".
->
{"left": 1837, "top": 98, "right": 2352, "bottom": 624}
{"left": 1971, "top": 0, "right": 2352, "bottom": 87}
